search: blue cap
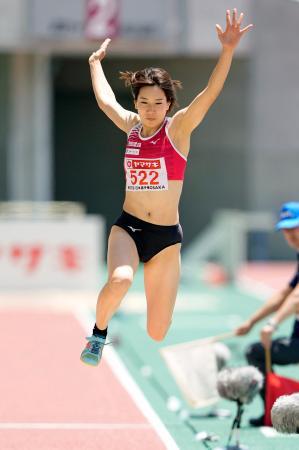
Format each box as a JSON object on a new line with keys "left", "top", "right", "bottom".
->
{"left": 276, "top": 202, "right": 299, "bottom": 230}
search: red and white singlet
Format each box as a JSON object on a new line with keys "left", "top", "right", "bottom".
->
{"left": 124, "top": 118, "right": 187, "bottom": 191}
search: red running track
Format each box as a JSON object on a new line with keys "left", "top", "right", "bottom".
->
{"left": 0, "top": 308, "right": 171, "bottom": 450}
{"left": 238, "top": 262, "right": 295, "bottom": 292}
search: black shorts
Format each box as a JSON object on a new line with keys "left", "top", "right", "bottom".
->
{"left": 113, "top": 210, "right": 183, "bottom": 263}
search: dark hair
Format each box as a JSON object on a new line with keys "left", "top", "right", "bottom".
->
{"left": 119, "top": 67, "right": 182, "bottom": 112}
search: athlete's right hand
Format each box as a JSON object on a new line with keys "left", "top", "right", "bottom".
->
{"left": 89, "top": 38, "right": 111, "bottom": 64}
{"left": 234, "top": 319, "right": 253, "bottom": 336}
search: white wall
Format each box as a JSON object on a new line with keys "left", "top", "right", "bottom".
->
{"left": 0, "top": 0, "right": 27, "bottom": 48}
{"left": 0, "top": 0, "right": 253, "bottom": 55}
{"left": 185, "top": 0, "right": 253, "bottom": 55}
{"left": 7, "top": 54, "right": 53, "bottom": 201}
{"left": 247, "top": 0, "right": 299, "bottom": 211}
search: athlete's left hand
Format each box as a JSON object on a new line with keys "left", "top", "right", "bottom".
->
{"left": 260, "top": 324, "right": 274, "bottom": 350}
{"left": 216, "top": 9, "right": 253, "bottom": 50}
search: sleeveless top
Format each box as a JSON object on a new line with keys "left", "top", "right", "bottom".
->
{"left": 124, "top": 117, "right": 187, "bottom": 191}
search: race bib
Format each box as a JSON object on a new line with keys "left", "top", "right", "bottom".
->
{"left": 125, "top": 157, "right": 168, "bottom": 191}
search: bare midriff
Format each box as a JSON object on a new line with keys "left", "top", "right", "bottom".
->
{"left": 123, "top": 180, "right": 183, "bottom": 225}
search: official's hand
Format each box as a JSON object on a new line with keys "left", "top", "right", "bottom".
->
{"left": 234, "top": 320, "right": 253, "bottom": 336}
{"left": 216, "top": 9, "right": 253, "bottom": 51}
{"left": 89, "top": 38, "right": 111, "bottom": 64}
{"left": 260, "top": 325, "right": 274, "bottom": 350}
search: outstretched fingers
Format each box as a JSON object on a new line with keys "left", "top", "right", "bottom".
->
{"left": 240, "top": 24, "right": 254, "bottom": 35}
{"left": 89, "top": 38, "right": 111, "bottom": 63}
{"left": 227, "top": 9, "right": 251, "bottom": 30}
{"left": 217, "top": 9, "right": 253, "bottom": 48}
{"left": 100, "top": 38, "right": 111, "bottom": 51}
{"left": 215, "top": 24, "right": 223, "bottom": 36}
{"left": 237, "top": 12, "right": 244, "bottom": 27}
{"left": 232, "top": 8, "right": 238, "bottom": 27}
{"left": 95, "top": 38, "right": 111, "bottom": 56}
{"left": 226, "top": 9, "right": 231, "bottom": 27}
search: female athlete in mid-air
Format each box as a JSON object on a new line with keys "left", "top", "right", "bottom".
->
{"left": 81, "top": 9, "right": 253, "bottom": 365}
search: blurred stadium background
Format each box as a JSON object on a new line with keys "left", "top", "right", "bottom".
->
{"left": 0, "top": 1, "right": 299, "bottom": 449}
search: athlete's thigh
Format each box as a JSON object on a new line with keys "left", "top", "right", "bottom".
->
{"left": 107, "top": 225, "right": 139, "bottom": 279}
{"left": 144, "top": 243, "right": 181, "bottom": 322}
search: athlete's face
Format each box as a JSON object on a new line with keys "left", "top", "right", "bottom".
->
{"left": 283, "top": 227, "right": 299, "bottom": 250}
{"left": 135, "top": 86, "right": 170, "bottom": 127}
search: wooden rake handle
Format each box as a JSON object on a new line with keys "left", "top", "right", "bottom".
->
{"left": 265, "top": 347, "right": 272, "bottom": 373}
{"left": 203, "top": 331, "right": 236, "bottom": 344}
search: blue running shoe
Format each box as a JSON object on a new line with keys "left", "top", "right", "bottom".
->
{"left": 80, "top": 335, "right": 106, "bottom": 366}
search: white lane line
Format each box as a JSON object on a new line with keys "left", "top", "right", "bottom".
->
{"left": 0, "top": 423, "right": 152, "bottom": 430}
{"left": 260, "top": 426, "right": 298, "bottom": 438}
{"left": 74, "top": 305, "right": 180, "bottom": 450}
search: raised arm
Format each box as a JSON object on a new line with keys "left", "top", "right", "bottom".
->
{"left": 89, "top": 39, "right": 138, "bottom": 133}
{"left": 173, "top": 9, "right": 253, "bottom": 134}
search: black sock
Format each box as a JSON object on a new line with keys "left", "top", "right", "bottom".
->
{"left": 93, "top": 323, "right": 108, "bottom": 338}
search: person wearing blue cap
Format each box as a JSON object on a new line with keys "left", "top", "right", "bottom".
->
{"left": 234, "top": 202, "right": 299, "bottom": 426}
